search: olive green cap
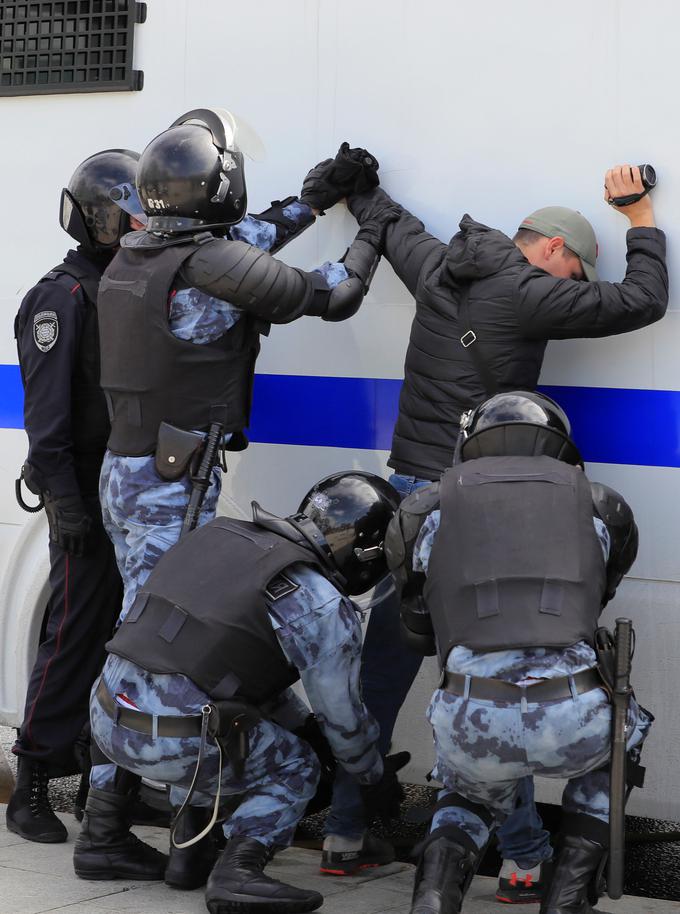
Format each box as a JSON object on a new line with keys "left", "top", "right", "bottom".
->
{"left": 519, "top": 205, "right": 599, "bottom": 281}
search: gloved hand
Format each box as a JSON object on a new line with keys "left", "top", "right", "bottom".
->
{"left": 293, "top": 714, "right": 337, "bottom": 781}
{"left": 360, "top": 751, "right": 411, "bottom": 824}
{"left": 43, "top": 494, "right": 92, "bottom": 556}
{"left": 300, "top": 142, "right": 380, "bottom": 213}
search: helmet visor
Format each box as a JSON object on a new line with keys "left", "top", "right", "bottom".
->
{"left": 171, "top": 107, "right": 266, "bottom": 162}
{"left": 109, "top": 182, "right": 148, "bottom": 225}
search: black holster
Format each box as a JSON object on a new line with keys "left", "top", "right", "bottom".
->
{"left": 207, "top": 699, "right": 262, "bottom": 779}
{"left": 154, "top": 422, "right": 205, "bottom": 481}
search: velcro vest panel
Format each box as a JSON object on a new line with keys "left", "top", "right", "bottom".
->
{"left": 424, "top": 456, "right": 606, "bottom": 662}
{"left": 98, "top": 242, "right": 261, "bottom": 456}
{"left": 107, "top": 516, "right": 325, "bottom": 703}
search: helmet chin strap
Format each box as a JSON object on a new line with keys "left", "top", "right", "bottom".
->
{"left": 286, "top": 513, "right": 349, "bottom": 594}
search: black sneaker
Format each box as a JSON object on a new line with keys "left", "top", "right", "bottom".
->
{"left": 320, "top": 832, "right": 395, "bottom": 876}
{"left": 496, "top": 859, "right": 549, "bottom": 904}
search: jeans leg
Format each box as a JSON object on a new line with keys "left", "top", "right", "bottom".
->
{"left": 324, "top": 473, "right": 430, "bottom": 837}
{"left": 495, "top": 776, "right": 553, "bottom": 868}
{"left": 361, "top": 587, "right": 424, "bottom": 755}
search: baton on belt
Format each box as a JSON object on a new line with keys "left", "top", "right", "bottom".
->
{"left": 608, "top": 617, "right": 634, "bottom": 899}
{"left": 180, "top": 422, "right": 223, "bottom": 538}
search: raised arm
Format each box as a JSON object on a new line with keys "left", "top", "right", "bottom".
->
{"left": 516, "top": 227, "right": 668, "bottom": 340}
{"left": 182, "top": 238, "right": 336, "bottom": 324}
{"left": 518, "top": 164, "right": 668, "bottom": 340}
{"left": 348, "top": 188, "right": 445, "bottom": 298}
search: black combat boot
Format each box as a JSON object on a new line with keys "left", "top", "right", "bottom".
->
{"left": 410, "top": 829, "right": 481, "bottom": 914}
{"left": 164, "top": 805, "right": 219, "bottom": 890}
{"left": 206, "top": 835, "right": 323, "bottom": 914}
{"left": 540, "top": 833, "right": 612, "bottom": 914}
{"left": 5, "top": 757, "right": 68, "bottom": 843}
{"left": 73, "top": 787, "right": 168, "bottom": 880}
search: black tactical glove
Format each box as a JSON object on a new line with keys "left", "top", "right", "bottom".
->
{"left": 43, "top": 494, "right": 92, "bottom": 556}
{"left": 300, "top": 142, "right": 380, "bottom": 213}
{"left": 360, "top": 751, "right": 411, "bottom": 824}
{"left": 293, "top": 714, "right": 337, "bottom": 781}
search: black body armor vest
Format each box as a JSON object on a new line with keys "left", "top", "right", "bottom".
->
{"left": 107, "top": 516, "right": 325, "bottom": 703}
{"left": 424, "top": 455, "right": 606, "bottom": 663}
{"left": 97, "top": 240, "right": 261, "bottom": 456}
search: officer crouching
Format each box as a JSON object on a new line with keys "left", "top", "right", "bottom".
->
{"left": 386, "top": 392, "right": 652, "bottom": 914}
{"left": 81, "top": 472, "right": 407, "bottom": 914}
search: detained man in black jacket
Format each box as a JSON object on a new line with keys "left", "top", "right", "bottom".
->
{"left": 300, "top": 160, "right": 667, "bottom": 896}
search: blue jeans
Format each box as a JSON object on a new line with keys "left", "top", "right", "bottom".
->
{"left": 325, "top": 473, "right": 552, "bottom": 868}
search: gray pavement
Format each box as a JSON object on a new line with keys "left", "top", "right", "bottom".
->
{"left": 1, "top": 810, "right": 679, "bottom": 914}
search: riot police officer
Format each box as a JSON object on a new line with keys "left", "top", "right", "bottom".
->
{"left": 81, "top": 472, "right": 407, "bottom": 913}
{"left": 7, "top": 150, "right": 142, "bottom": 844}
{"left": 96, "top": 109, "right": 385, "bottom": 624}
{"left": 385, "top": 392, "right": 652, "bottom": 914}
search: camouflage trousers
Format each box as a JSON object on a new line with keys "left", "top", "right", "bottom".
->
{"left": 427, "top": 677, "right": 652, "bottom": 854}
{"left": 90, "top": 669, "right": 319, "bottom": 847}
{"left": 99, "top": 450, "right": 221, "bottom": 624}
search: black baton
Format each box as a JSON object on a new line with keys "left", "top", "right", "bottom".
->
{"left": 608, "top": 617, "right": 634, "bottom": 899}
{"left": 180, "top": 422, "right": 224, "bottom": 537}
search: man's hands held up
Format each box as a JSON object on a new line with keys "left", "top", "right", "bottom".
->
{"left": 300, "top": 142, "right": 380, "bottom": 215}
{"left": 604, "top": 165, "right": 656, "bottom": 228}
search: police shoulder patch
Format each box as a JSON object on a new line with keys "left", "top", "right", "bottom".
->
{"left": 265, "top": 573, "right": 299, "bottom": 601}
{"left": 33, "top": 310, "right": 59, "bottom": 352}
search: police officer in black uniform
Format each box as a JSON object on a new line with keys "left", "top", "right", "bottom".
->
{"left": 385, "top": 392, "right": 652, "bottom": 914}
{"left": 8, "top": 149, "right": 141, "bottom": 843}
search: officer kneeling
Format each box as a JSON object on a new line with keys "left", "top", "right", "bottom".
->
{"left": 386, "top": 392, "right": 652, "bottom": 914}
{"left": 84, "top": 472, "right": 405, "bottom": 914}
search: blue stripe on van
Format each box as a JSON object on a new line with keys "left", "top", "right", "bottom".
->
{"left": 1, "top": 363, "right": 679, "bottom": 468}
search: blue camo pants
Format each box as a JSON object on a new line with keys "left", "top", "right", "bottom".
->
{"left": 90, "top": 680, "right": 320, "bottom": 847}
{"left": 93, "top": 452, "right": 221, "bottom": 789}
{"left": 99, "top": 451, "right": 222, "bottom": 624}
{"left": 427, "top": 683, "right": 653, "bottom": 854}
{"left": 327, "top": 473, "right": 552, "bottom": 868}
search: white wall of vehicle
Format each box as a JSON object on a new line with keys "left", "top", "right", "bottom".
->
{"left": 1, "top": 0, "right": 679, "bottom": 819}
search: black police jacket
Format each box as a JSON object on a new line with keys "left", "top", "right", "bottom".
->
{"left": 107, "top": 515, "right": 325, "bottom": 703}
{"left": 14, "top": 248, "right": 112, "bottom": 497}
{"left": 349, "top": 189, "right": 668, "bottom": 481}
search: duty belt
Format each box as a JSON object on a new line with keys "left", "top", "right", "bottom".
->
{"left": 441, "top": 668, "right": 603, "bottom": 703}
{"left": 96, "top": 679, "right": 202, "bottom": 737}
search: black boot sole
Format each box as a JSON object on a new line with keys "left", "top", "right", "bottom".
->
{"left": 207, "top": 895, "right": 322, "bottom": 914}
{"left": 165, "top": 873, "right": 211, "bottom": 890}
{"left": 74, "top": 867, "right": 167, "bottom": 881}
{"left": 6, "top": 819, "right": 68, "bottom": 844}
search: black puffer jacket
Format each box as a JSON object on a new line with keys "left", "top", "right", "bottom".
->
{"left": 349, "top": 189, "right": 668, "bottom": 480}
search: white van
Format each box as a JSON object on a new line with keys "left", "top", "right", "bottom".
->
{"left": 1, "top": 0, "right": 678, "bottom": 824}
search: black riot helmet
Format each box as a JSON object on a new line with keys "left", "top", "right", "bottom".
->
{"left": 293, "top": 471, "right": 401, "bottom": 596}
{"left": 59, "top": 149, "right": 140, "bottom": 250}
{"left": 136, "top": 108, "right": 262, "bottom": 234}
{"left": 458, "top": 390, "right": 583, "bottom": 465}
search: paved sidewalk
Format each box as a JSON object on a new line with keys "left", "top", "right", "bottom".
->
{"left": 1, "top": 809, "right": 679, "bottom": 914}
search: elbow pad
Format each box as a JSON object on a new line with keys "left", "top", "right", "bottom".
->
{"left": 591, "top": 481, "right": 639, "bottom": 603}
{"left": 323, "top": 275, "right": 365, "bottom": 322}
{"left": 401, "top": 594, "right": 436, "bottom": 656}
